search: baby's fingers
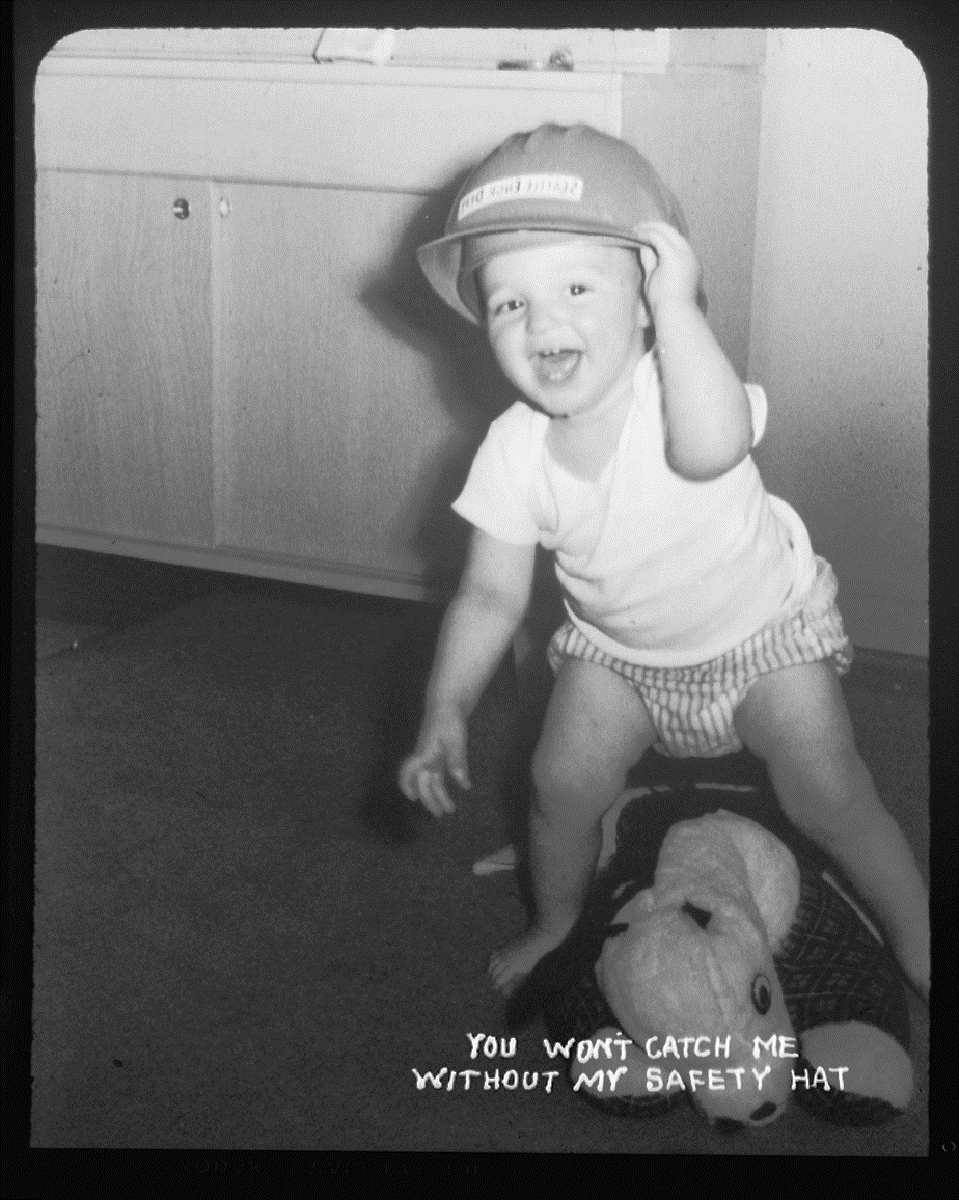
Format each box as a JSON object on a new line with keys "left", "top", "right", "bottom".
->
{"left": 632, "top": 219, "right": 690, "bottom": 249}
{"left": 398, "top": 756, "right": 456, "bottom": 817}
{"left": 420, "top": 766, "right": 457, "bottom": 817}
{"left": 446, "top": 755, "right": 471, "bottom": 792}
{"left": 633, "top": 223, "right": 681, "bottom": 271}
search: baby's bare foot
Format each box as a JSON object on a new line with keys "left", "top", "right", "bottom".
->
{"left": 488, "top": 924, "right": 573, "bottom": 996}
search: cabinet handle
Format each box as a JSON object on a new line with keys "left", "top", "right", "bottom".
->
{"left": 173, "top": 198, "right": 190, "bottom": 219}
{"left": 497, "top": 47, "right": 574, "bottom": 71}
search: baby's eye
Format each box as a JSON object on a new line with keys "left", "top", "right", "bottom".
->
{"left": 569, "top": 283, "right": 590, "bottom": 296}
{"left": 491, "top": 298, "right": 524, "bottom": 317}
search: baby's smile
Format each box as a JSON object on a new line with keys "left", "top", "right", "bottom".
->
{"left": 533, "top": 348, "right": 582, "bottom": 387}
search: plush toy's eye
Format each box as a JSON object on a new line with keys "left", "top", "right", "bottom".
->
{"left": 682, "top": 900, "right": 712, "bottom": 930}
{"left": 751, "top": 974, "right": 772, "bottom": 1015}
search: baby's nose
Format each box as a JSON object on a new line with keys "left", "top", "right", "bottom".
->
{"left": 525, "top": 298, "right": 564, "bottom": 334}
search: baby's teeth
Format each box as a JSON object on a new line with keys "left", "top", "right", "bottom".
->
{"left": 538, "top": 350, "right": 580, "bottom": 383}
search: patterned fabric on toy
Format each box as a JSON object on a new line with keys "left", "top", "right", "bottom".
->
{"left": 778, "top": 857, "right": 911, "bottom": 1125}
{"left": 778, "top": 863, "right": 908, "bottom": 1041}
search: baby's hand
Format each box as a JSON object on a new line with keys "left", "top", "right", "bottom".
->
{"left": 397, "top": 713, "right": 471, "bottom": 817}
{"left": 633, "top": 221, "right": 702, "bottom": 315}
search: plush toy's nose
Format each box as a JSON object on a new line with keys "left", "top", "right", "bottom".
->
{"left": 712, "top": 1118, "right": 747, "bottom": 1134}
{"left": 712, "top": 1100, "right": 779, "bottom": 1134}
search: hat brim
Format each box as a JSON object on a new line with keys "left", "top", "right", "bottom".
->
{"left": 417, "top": 219, "right": 661, "bottom": 325}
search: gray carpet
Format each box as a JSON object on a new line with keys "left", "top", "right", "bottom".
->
{"left": 32, "top": 549, "right": 928, "bottom": 1152}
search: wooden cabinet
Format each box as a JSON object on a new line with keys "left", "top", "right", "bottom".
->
{"left": 36, "top": 172, "right": 214, "bottom": 547}
{"left": 216, "top": 184, "right": 475, "bottom": 586}
{"left": 35, "top": 36, "right": 762, "bottom": 603}
{"left": 34, "top": 166, "right": 532, "bottom": 599}
{"left": 35, "top": 52, "right": 629, "bottom": 599}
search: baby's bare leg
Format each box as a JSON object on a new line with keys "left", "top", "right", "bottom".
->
{"left": 489, "top": 658, "right": 657, "bottom": 995}
{"left": 733, "top": 661, "right": 929, "bottom": 999}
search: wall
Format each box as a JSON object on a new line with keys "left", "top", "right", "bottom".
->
{"left": 621, "top": 30, "right": 765, "bottom": 380}
{"left": 747, "top": 30, "right": 928, "bottom": 657}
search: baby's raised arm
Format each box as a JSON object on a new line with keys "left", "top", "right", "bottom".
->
{"left": 636, "top": 221, "right": 753, "bottom": 481}
{"left": 398, "top": 528, "right": 536, "bottom": 816}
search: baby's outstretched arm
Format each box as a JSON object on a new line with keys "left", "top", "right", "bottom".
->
{"left": 398, "top": 529, "right": 536, "bottom": 816}
{"left": 636, "top": 221, "right": 752, "bottom": 481}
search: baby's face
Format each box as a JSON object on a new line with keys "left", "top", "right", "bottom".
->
{"left": 478, "top": 239, "right": 650, "bottom": 422}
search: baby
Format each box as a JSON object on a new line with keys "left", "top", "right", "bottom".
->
{"left": 398, "top": 124, "right": 929, "bottom": 1000}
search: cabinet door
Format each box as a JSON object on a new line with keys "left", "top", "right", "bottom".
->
{"left": 36, "top": 172, "right": 215, "bottom": 546}
{"left": 215, "top": 182, "right": 501, "bottom": 595}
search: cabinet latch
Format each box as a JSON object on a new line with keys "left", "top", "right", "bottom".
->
{"left": 497, "top": 47, "right": 574, "bottom": 71}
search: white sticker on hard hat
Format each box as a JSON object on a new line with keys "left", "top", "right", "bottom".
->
{"left": 458, "top": 174, "right": 583, "bottom": 221}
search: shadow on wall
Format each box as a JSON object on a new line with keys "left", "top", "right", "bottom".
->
{"left": 358, "top": 169, "right": 522, "bottom": 597}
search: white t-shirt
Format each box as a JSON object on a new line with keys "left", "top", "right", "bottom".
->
{"left": 452, "top": 351, "right": 817, "bottom": 668}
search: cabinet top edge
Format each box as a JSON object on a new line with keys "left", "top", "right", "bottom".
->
{"left": 41, "top": 27, "right": 679, "bottom": 76}
{"left": 37, "top": 56, "right": 649, "bottom": 87}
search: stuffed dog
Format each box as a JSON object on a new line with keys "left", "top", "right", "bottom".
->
{"left": 507, "top": 778, "right": 913, "bottom": 1130}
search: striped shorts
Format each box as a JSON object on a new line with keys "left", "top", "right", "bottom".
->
{"left": 546, "top": 556, "right": 853, "bottom": 759}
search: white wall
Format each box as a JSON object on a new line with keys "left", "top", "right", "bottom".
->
{"left": 748, "top": 29, "right": 928, "bottom": 657}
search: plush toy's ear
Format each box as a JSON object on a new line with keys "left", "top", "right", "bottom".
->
{"left": 710, "top": 812, "right": 801, "bottom": 950}
{"left": 658, "top": 812, "right": 801, "bottom": 951}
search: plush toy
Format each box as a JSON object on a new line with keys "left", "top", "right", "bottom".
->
{"left": 506, "top": 775, "right": 914, "bottom": 1131}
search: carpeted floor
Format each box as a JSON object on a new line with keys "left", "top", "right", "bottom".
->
{"left": 31, "top": 546, "right": 929, "bottom": 1152}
